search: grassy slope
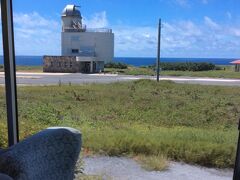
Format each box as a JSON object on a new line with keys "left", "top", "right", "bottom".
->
{"left": 16, "top": 66, "right": 43, "bottom": 72}
{"left": 0, "top": 80, "right": 239, "bottom": 168}
{"left": 161, "top": 66, "right": 240, "bottom": 79}
{"left": 0, "top": 66, "right": 43, "bottom": 73}
{"left": 105, "top": 66, "right": 156, "bottom": 76}
{"left": 106, "top": 65, "right": 240, "bottom": 79}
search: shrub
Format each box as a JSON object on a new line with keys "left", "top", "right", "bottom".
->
{"left": 25, "top": 104, "right": 63, "bottom": 125}
{"left": 160, "top": 62, "right": 216, "bottom": 71}
{"left": 214, "top": 66, "right": 223, "bottom": 70}
{"left": 135, "top": 154, "right": 169, "bottom": 171}
{"left": 105, "top": 62, "right": 128, "bottom": 69}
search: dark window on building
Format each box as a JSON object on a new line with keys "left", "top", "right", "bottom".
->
{"left": 58, "top": 62, "right": 61, "bottom": 67}
{"left": 72, "top": 49, "right": 79, "bottom": 53}
{"left": 50, "top": 61, "right": 53, "bottom": 67}
{"left": 70, "top": 62, "right": 73, "bottom": 68}
{"left": 64, "top": 62, "right": 67, "bottom": 68}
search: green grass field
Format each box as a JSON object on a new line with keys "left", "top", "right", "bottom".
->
{"left": 105, "top": 66, "right": 156, "bottom": 76}
{"left": 0, "top": 80, "right": 239, "bottom": 168}
{"left": 0, "top": 65, "right": 43, "bottom": 73}
{"left": 161, "top": 66, "right": 240, "bottom": 79}
{"left": 106, "top": 65, "right": 240, "bottom": 79}
{"left": 17, "top": 66, "right": 43, "bottom": 72}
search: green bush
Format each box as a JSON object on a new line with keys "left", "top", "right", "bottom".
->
{"left": 105, "top": 62, "right": 128, "bottom": 69}
{"left": 25, "top": 104, "right": 63, "bottom": 125}
{"left": 160, "top": 62, "right": 216, "bottom": 71}
{"left": 214, "top": 66, "right": 223, "bottom": 70}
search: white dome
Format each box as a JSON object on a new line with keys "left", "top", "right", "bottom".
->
{"left": 62, "top": 5, "right": 81, "bottom": 17}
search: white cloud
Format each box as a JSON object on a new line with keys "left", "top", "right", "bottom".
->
{"left": 83, "top": 11, "right": 108, "bottom": 28}
{"left": 229, "top": 28, "right": 240, "bottom": 37}
{"left": 0, "top": 10, "right": 239, "bottom": 58}
{"left": 14, "top": 12, "right": 59, "bottom": 28}
{"left": 204, "top": 16, "right": 220, "bottom": 30}
{"left": 175, "top": 0, "right": 190, "bottom": 7}
{"left": 12, "top": 12, "right": 61, "bottom": 55}
{"left": 174, "top": 0, "right": 208, "bottom": 7}
{"left": 113, "top": 16, "right": 240, "bottom": 58}
{"left": 7, "top": 11, "right": 109, "bottom": 55}
{"left": 113, "top": 26, "right": 157, "bottom": 57}
{"left": 226, "top": 12, "right": 232, "bottom": 19}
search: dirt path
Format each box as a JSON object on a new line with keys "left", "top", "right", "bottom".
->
{"left": 83, "top": 156, "right": 233, "bottom": 180}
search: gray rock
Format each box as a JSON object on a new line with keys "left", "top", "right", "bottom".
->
{"left": 0, "top": 173, "right": 13, "bottom": 180}
{"left": 0, "top": 127, "right": 82, "bottom": 180}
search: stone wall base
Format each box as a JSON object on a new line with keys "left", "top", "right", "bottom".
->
{"left": 43, "top": 56, "right": 104, "bottom": 73}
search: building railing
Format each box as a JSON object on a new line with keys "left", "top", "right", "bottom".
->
{"left": 86, "top": 28, "right": 112, "bottom": 33}
{"left": 63, "top": 26, "right": 112, "bottom": 33}
{"left": 62, "top": 24, "right": 87, "bottom": 32}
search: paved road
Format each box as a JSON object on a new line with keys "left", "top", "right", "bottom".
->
{"left": 83, "top": 156, "right": 232, "bottom": 180}
{"left": 0, "top": 72, "right": 240, "bottom": 86}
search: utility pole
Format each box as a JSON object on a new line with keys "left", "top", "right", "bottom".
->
{"left": 234, "top": 119, "right": 240, "bottom": 180}
{"left": 1, "top": 0, "right": 19, "bottom": 146}
{"left": 157, "top": 19, "right": 162, "bottom": 82}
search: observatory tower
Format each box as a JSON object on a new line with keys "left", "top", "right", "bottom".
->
{"left": 43, "top": 5, "right": 114, "bottom": 73}
{"left": 61, "top": 5, "right": 86, "bottom": 32}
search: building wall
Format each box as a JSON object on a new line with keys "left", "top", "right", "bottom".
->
{"left": 43, "top": 56, "right": 105, "bottom": 73}
{"left": 43, "top": 56, "right": 79, "bottom": 73}
{"left": 61, "top": 32, "right": 114, "bottom": 63}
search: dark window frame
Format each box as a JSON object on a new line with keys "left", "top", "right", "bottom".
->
{"left": 72, "top": 49, "right": 79, "bottom": 54}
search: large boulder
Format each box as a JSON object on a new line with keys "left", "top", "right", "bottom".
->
{"left": 0, "top": 127, "right": 82, "bottom": 180}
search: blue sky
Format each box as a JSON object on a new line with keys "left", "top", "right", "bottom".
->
{"left": 8, "top": 0, "right": 240, "bottom": 57}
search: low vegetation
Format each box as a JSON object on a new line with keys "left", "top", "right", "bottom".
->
{"left": 134, "top": 155, "right": 169, "bottom": 171}
{"left": 160, "top": 62, "right": 216, "bottom": 71}
{"left": 0, "top": 66, "right": 43, "bottom": 72}
{"left": 106, "top": 64, "right": 240, "bottom": 79}
{"left": 104, "top": 62, "right": 128, "bottom": 69}
{"left": 161, "top": 66, "right": 240, "bottom": 79}
{"left": 105, "top": 66, "right": 156, "bottom": 76}
{"left": 0, "top": 80, "right": 239, "bottom": 168}
{"left": 16, "top": 66, "right": 43, "bottom": 72}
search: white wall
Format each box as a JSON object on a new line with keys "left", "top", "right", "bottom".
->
{"left": 61, "top": 32, "right": 114, "bottom": 63}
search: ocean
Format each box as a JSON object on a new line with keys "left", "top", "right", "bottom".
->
{"left": 0, "top": 56, "right": 235, "bottom": 67}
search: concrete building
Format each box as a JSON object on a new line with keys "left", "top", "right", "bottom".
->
{"left": 43, "top": 5, "right": 114, "bottom": 73}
